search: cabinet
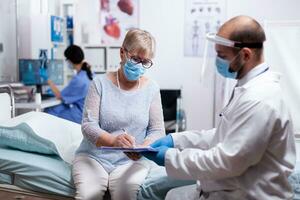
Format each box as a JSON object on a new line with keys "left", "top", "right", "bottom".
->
{"left": 84, "top": 46, "right": 121, "bottom": 74}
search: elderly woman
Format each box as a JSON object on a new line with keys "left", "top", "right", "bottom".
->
{"left": 72, "top": 29, "right": 165, "bottom": 200}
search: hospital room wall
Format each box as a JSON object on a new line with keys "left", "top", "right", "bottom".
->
{"left": 139, "top": 0, "right": 300, "bottom": 131}
{"left": 0, "top": 0, "right": 61, "bottom": 82}
{"left": 1, "top": 0, "right": 300, "bottom": 130}
{"left": 17, "top": 0, "right": 61, "bottom": 59}
{"left": 0, "top": 0, "right": 17, "bottom": 82}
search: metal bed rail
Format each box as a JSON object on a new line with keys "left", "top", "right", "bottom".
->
{"left": 0, "top": 84, "right": 15, "bottom": 118}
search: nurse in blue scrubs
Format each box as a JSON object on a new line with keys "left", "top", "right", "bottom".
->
{"left": 45, "top": 45, "right": 93, "bottom": 124}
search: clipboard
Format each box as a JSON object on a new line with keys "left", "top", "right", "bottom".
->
{"left": 99, "top": 146, "right": 158, "bottom": 152}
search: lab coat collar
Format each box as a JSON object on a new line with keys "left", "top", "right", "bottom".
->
{"left": 237, "top": 62, "right": 269, "bottom": 87}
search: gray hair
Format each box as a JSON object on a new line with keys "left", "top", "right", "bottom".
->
{"left": 122, "top": 29, "right": 156, "bottom": 58}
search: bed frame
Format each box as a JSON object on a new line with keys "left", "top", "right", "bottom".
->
{"left": 0, "top": 184, "right": 74, "bottom": 200}
{"left": 0, "top": 84, "right": 15, "bottom": 119}
{"left": 0, "top": 84, "right": 75, "bottom": 200}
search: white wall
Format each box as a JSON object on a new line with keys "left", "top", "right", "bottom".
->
{"left": 4, "top": 0, "right": 300, "bottom": 129}
{"left": 140, "top": 0, "right": 300, "bottom": 130}
{"left": 0, "top": 0, "right": 63, "bottom": 82}
{"left": 139, "top": 0, "right": 214, "bottom": 130}
{"left": 0, "top": 0, "right": 17, "bottom": 82}
{"left": 17, "top": 0, "right": 62, "bottom": 59}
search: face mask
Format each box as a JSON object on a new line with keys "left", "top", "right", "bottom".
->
{"left": 123, "top": 59, "right": 145, "bottom": 81}
{"left": 215, "top": 52, "right": 244, "bottom": 79}
{"left": 215, "top": 57, "right": 237, "bottom": 79}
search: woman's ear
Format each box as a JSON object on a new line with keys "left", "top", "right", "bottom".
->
{"left": 120, "top": 47, "right": 125, "bottom": 60}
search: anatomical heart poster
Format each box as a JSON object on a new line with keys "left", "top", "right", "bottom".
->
{"left": 100, "top": 0, "right": 139, "bottom": 46}
{"left": 184, "top": 0, "right": 226, "bottom": 57}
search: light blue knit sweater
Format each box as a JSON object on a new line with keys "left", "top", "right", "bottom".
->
{"left": 76, "top": 74, "right": 165, "bottom": 172}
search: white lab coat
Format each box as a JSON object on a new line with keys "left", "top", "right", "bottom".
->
{"left": 165, "top": 63, "right": 296, "bottom": 200}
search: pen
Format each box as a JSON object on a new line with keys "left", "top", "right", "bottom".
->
{"left": 121, "top": 129, "right": 136, "bottom": 147}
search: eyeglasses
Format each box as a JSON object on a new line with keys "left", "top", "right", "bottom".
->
{"left": 124, "top": 48, "right": 153, "bottom": 69}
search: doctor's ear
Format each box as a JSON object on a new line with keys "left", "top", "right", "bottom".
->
{"left": 241, "top": 48, "right": 252, "bottom": 61}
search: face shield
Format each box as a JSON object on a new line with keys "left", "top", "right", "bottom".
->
{"left": 200, "top": 32, "right": 263, "bottom": 82}
{"left": 200, "top": 33, "right": 228, "bottom": 84}
{"left": 207, "top": 32, "right": 263, "bottom": 48}
{"left": 200, "top": 33, "right": 241, "bottom": 124}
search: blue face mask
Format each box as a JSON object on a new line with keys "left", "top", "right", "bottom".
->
{"left": 215, "top": 56, "right": 238, "bottom": 79}
{"left": 123, "top": 60, "right": 145, "bottom": 81}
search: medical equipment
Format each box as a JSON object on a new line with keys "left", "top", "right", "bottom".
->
{"left": 19, "top": 59, "right": 64, "bottom": 98}
{"left": 19, "top": 59, "right": 64, "bottom": 86}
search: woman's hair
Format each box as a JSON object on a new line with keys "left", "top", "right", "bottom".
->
{"left": 122, "top": 29, "right": 156, "bottom": 58}
{"left": 81, "top": 62, "right": 93, "bottom": 80}
{"left": 64, "top": 45, "right": 93, "bottom": 80}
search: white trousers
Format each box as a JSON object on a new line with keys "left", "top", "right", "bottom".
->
{"left": 165, "top": 184, "right": 248, "bottom": 200}
{"left": 165, "top": 184, "right": 201, "bottom": 200}
{"left": 72, "top": 155, "right": 150, "bottom": 200}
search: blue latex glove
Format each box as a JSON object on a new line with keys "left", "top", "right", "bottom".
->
{"left": 150, "top": 134, "right": 174, "bottom": 148}
{"left": 142, "top": 146, "right": 169, "bottom": 166}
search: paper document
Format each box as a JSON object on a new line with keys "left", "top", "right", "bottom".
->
{"left": 99, "top": 146, "right": 158, "bottom": 152}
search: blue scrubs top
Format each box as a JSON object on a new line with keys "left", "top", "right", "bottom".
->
{"left": 45, "top": 70, "right": 91, "bottom": 124}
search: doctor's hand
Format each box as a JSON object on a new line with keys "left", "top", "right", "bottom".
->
{"left": 151, "top": 134, "right": 174, "bottom": 148}
{"left": 141, "top": 146, "right": 169, "bottom": 166}
{"left": 113, "top": 134, "right": 135, "bottom": 148}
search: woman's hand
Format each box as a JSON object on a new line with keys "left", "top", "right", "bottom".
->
{"left": 125, "top": 152, "right": 141, "bottom": 161}
{"left": 47, "top": 79, "right": 61, "bottom": 99}
{"left": 124, "top": 142, "right": 150, "bottom": 161}
{"left": 113, "top": 134, "right": 135, "bottom": 148}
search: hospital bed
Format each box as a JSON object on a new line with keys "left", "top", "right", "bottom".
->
{"left": 0, "top": 83, "right": 195, "bottom": 200}
{"left": 0, "top": 84, "right": 74, "bottom": 200}
{"left": 1, "top": 84, "right": 300, "bottom": 200}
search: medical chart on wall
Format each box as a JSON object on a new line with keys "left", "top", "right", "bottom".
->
{"left": 184, "top": 0, "right": 226, "bottom": 57}
{"left": 264, "top": 21, "right": 300, "bottom": 134}
{"left": 100, "top": 0, "right": 139, "bottom": 46}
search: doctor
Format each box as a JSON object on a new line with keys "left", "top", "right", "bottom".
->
{"left": 45, "top": 45, "right": 93, "bottom": 124}
{"left": 143, "top": 15, "right": 296, "bottom": 200}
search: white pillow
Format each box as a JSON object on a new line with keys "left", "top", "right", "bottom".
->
{"left": 0, "top": 111, "right": 83, "bottom": 164}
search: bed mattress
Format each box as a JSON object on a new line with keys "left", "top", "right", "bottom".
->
{"left": 0, "top": 147, "right": 75, "bottom": 197}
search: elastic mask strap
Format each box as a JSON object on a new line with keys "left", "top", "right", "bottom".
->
{"left": 228, "top": 50, "right": 244, "bottom": 73}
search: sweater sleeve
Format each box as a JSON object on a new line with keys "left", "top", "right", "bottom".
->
{"left": 81, "top": 81, "right": 107, "bottom": 145}
{"left": 145, "top": 89, "right": 166, "bottom": 142}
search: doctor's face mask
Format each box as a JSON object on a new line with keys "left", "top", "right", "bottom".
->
{"left": 215, "top": 51, "right": 243, "bottom": 79}
{"left": 202, "top": 33, "right": 263, "bottom": 80}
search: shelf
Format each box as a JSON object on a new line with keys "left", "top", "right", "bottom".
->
{"left": 84, "top": 45, "right": 121, "bottom": 49}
